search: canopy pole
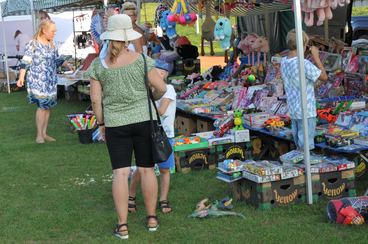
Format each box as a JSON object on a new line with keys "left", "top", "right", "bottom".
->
{"left": 30, "top": 0, "right": 36, "bottom": 33}
{"left": 0, "top": 5, "right": 10, "bottom": 94}
{"left": 73, "top": 10, "right": 77, "bottom": 68}
{"left": 293, "top": 0, "right": 313, "bottom": 205}
{"left": 324, "top": 19, "right": 329, "bottom": 42}
{"left": 137, "top": 0, "right": 141, "bottom": 24}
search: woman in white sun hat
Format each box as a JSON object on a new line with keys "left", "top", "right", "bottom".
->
{"left": 86, "top": 14, "right": 167, "bottom": 239}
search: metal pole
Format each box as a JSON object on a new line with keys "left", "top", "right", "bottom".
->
{"left": 293, "top": 0, "right": 313, "bottom": 204}
{"left": 137, "top": 0, "right": 141, "bottom": 24}
{"left": 324, "top": 19, "right": 329, "bottom": 42}
{"left": 30, "top": 0, "right": 36, "bottom": 33}
{"left": 196, "top": 14, "right": 199, "bottom": 34}
{"left": 73, "top": 10, "right": 77, "bottom": 68}
{"left": 0, "top": 6, "right": 10, "bottom": 94}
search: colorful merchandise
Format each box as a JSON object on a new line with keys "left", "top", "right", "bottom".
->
{"left": 327, "top": 196, "right": 368, "bottom": 225}
{"left": 214, "top": 18, "right": 232, "bottom": 50}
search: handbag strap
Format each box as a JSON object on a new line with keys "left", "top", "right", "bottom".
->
{"left": 142, "top": 54, "right": 162, "bottom": 126}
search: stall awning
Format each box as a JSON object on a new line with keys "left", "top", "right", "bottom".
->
{"left": 186, "top": 0, "right": 292, "bottom": 17}
{"left": 1, "top": 0, "right": 103, "bottom": 17}
{"left": 34, "top": 0, "right": 102, "bottom": 10}
{"left": 1, "top": 0, "right": 32, "bottom": 17}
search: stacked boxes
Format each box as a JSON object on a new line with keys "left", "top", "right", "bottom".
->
{"left": 196, "top": 119, "right": 215, "bottom": 133}
{"left": 216, "top": 142, "right": 252, "bottom": 162}
{"left": 175, "top": 115, "right": 196, "bottom": 136}
{"left": 312, "top": 169, "right": 356, "bottom": 201}
{"left": 174, "top": 147, "right": 217, "bottom": 172}
{"left": 239, "top": 176, "right": 306, "bottom": 210}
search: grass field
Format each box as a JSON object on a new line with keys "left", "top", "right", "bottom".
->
{"left": 0, "top": 90, "right": 368, "bottom": 243}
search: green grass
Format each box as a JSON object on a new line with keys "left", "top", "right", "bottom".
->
{"left": 352, "top": 6, "right": 368, "bottom": 16}
{"left": 1, "top": 90, "right": 368, "bottom": 243}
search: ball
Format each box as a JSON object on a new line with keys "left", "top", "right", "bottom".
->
{"left": 248, "top": 74, "right": 256, "bottom": 82}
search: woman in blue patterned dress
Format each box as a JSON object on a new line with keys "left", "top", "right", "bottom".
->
{"left": 17, "top": 19, "right": 73, "bottom": 144}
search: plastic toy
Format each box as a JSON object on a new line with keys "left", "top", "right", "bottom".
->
{"left": 213, "top": 114, "right": 234, "bottom": 137}
{"left": 233, "top": 110, "right": 244, "bottom": 130}
{"left": 220, "top": 159, "right": 245, "bottom": 172}
{"left": 264, "top": 117, "right": 285, "bottom": 130}
{"left": 327, "top": 196, "right": 368, "bottom": 225}
{"left": 174, "top": 136, "right": 201, "bottom": 146}
{"left": 214, "top": 17, "right": 232, "bottom": 51}
{"left": 188, "top": 198, "right": 245, "bottom": 219}
{"left": 251, "top": 36, "right": 270, "bottom": 65}
{"left": 168, "top": 0, "right": 197, "bottom": 26}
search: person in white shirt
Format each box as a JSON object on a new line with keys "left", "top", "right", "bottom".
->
{"left": 14, "top": 30, "right": 31, "bottom": 56}
{"left": 128, "top": 60, "right": 176, "bottom": 214}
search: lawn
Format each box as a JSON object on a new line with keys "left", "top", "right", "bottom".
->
{"left": 0, "top": 90, "right": 368, "bottom": 243}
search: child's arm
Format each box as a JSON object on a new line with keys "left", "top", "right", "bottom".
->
{"left": 310, "top": 46, "right": 328, "bottom": 81}
{"left": 157, "top": 98, "right": 172, "bottom": 116}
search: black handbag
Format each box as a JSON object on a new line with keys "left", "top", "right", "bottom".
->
{"left": 142, "top": 54, "right": 173, "bottom": 163}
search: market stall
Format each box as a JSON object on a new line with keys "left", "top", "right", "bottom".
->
{"left": 134, "top": 0, "right": 367, "bottom": 208}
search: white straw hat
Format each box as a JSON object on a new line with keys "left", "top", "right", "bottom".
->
{"left": 100, "top": 14, "right": 142, "bottom": 42}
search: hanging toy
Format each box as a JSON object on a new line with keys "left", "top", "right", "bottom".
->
{"left": 160, "top": 10, "right": 177, "bottom": 39}
{"left": 214, "top": 17, "right": 232, "bottom": 51}
{"left": 168, "top": 0, "right": 197, "bottom": 26}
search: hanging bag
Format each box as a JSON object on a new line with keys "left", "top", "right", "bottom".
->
{"left": 142, "top": 54, "right": 173, "bottom": 163}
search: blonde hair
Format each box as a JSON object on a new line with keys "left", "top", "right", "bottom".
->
{"left": 34, "top": 19, "right": 56, "bottom": 48}
{"left": 286, "top": 29, "right": 309, "bottom": 50}
{"left": 121, "top": 2, "right": 138, "bottom": 15}
{"left": 109, "top": 40, "right": 126, "bottom": 63}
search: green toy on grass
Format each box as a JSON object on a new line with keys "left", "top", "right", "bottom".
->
{"left": 188, "top": 198, "right": 245, "bottom": 219}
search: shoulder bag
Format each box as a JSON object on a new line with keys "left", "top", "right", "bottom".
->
{"left": 142, "top": 54, "right": 173, "bottom": 163}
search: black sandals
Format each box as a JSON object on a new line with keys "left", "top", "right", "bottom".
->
{"left": 146, "top": 215, "right": 159, "bottom": 232}
{"left": 159, "top": 200, "right": 172, "bottom": 214}
{"left": 113, "top": 223, "right": 128, "bottom": 240}
{"left": 128, "top": 196, "right": 137, "bottom": 213}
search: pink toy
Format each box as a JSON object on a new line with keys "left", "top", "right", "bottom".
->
{"left": 179, "top": 84, "right": 201, "bottom": 99}
{"left": 252, "top": 36, "right": 269, "bottom": 65}
{"left": 246, "top": 33, "right": 259, "bottom": 66}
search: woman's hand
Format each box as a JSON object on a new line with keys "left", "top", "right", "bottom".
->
{"left": 17, "top": 78, "right": 24, "bottom": 87}
{"left": 99, "top": 125, "right": 106, "bottom": 141}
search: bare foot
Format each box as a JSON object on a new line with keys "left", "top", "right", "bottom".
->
{"left": 36, "top": 138, "right": 45, "bottom": 144}
{"left": 44, "top": 135, "right": 56, "bottom": 142}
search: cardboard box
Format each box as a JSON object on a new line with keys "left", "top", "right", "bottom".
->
{"left": 232, "top": 129, "right": 250, "bottom": 143}
{"left": 239, "top": 176, "right": 306, "bottom": 210}
{"left": 175, "top": 115, "right": 196, "bottom": 136}
{"left": 196, "top": 119, "right": 215, "bottom": 133}
{"left": 312, "top": 169, "right": 356, "bottom": 200}
{"left": 216, "top": 142, "right": 252, "bottom": 162}
{"left": 174, "top": 147, "right": 217, "bottom": 173}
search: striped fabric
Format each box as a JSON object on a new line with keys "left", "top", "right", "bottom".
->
{"left": 2, "top": 0, "right": 293, "bottom": 18}
{"left": 1, "top": 0, "right": 32, "bottom": 17}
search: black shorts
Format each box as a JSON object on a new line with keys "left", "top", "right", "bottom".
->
{"left": 105, "top": 121, "right": 154, "bottom": 169}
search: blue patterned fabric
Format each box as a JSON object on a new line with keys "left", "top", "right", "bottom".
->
{"left": 291, "top": 118, "right": 317, "bottom": 150}
{"left": 281, "top": 57, "right": 321, "bottom": 119}
{"left": 22, "top": 40, "right": 63, "bottom": 110}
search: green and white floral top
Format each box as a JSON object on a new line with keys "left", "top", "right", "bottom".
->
{"left": 86, "top": 55, "right": 157, "bottom": 127}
